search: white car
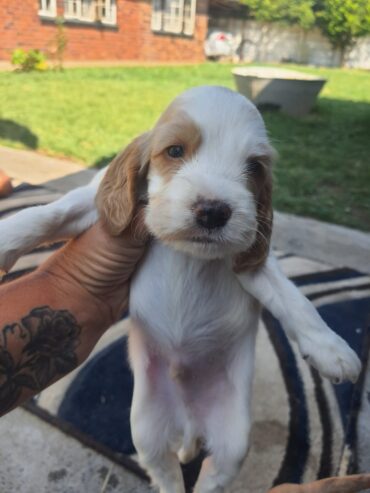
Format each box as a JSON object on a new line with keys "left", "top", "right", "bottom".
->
{"left": 204, "top": 30, "right": 235, "bottom": 60}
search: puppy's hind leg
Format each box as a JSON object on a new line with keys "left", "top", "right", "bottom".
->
{"left": 0, "top": 168, "right": 106, "bottom": 273}
{"left": 178, "top": 432, "right": 201, "bottom": 465}
{"left": 194, "top": 387, "right": 251, "bottom": 493}
{"left": 129, "top": 330, "right": 185, "bottom": 493}
{"left": 194, "top": 335, "right": 256, "bottom": 493}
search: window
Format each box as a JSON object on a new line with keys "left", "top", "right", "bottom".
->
{"left": 63, "top": 0, "right": 117, "bottom": 25}
{"left": 39, "top": 0, "right": 57, "bottom": 17}
{"left": 152, "top": 0, "right": 197, "bottom": 36}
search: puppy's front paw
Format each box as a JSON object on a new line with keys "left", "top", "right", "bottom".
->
{"left": 0, "top": 233, "right": 22, "bottom": 273}
{"left": 298, "top": 331, "right": 361, "bottom": 384}
{"left": 0, "top": 249, "right": 19, "bottom": 274}
{"left": 0, "top": 217, "right": 32, "bottom": 273}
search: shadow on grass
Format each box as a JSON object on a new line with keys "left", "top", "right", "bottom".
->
{"left": 0, "top": 119, "right": 38, "bottom": 149}
{"left": 93, "top": 154, "right": 116, "bottom": 169}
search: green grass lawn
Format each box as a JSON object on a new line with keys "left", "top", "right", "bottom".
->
{"left": 0, "top": 63, "right": 369, "bottom": 231}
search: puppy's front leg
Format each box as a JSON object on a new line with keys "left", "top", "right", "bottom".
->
{"left": 0, "top": 168, "right": 106, "bottom": 273}
{"left": 237, "top": 254, "right": 361, "bottom": 384}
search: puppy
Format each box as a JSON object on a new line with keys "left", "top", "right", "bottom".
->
{"left": 0, "top": 87, "right": 361, "bottom": 492}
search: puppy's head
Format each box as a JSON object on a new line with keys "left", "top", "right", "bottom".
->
{"left": 97, "top": 86, "right": 275, "bottom": 271}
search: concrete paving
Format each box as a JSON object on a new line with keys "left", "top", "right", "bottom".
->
{"left": 0, "top": 408, "right": 151, "bottom": 493}
{"left": 0, "top": 146, "right": 95, "bottom": 189}
{"left": 0, "top": 61, "right": 200, "bottom": 72}
{"left": 0, "top": 61, "right": 12, "bottom": 71}
{"left": 273, "top": 211, "right": 370, "bottom": 275}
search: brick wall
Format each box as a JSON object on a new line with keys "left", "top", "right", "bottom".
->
{"left": 0, "top": 0, "right": 209, "bottom": 62}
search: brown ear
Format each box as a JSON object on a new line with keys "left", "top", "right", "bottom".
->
{"left": 233, "top": 153, "right": 274, "bottom": 273}
{"left": 96, "top": 133, "right": 151, "bottom": 235}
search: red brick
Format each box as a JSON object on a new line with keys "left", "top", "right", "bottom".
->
{"left": 0, "top": 0, "right": 209, "bottom": 62}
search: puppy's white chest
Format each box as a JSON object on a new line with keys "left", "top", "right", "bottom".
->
{"left": 130, "top": 242, "right": 256, "bottom": 357}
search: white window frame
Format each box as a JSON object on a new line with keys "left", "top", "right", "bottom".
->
{"left": 97, "top": 0, "right": 117, "bottom": 25}
{"left": 152, "top": 0, "right": 196, "bottom": 36}
{"left": 64, "top": 0, "right": 117, "bottom": 25}
{"left": 152, "top": 0, "right": 163, "bottom": 32}
{"left": 183, "top": 0, "right": 196, "bottom": 36}
{"left": 38, "top": 0, "right": 57, "bottom": 17}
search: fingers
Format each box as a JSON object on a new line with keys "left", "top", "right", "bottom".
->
{"left": 310, "top": 474, "right": 370, "bottom": 493}
{"left": 0, "top": 170, "right": 13, "bottom": 198}
{"left": 267, "top": 474, "right": 370, "bottom": 493}
{"left": 267, "top": 484, "right": 302, "bottom": 492}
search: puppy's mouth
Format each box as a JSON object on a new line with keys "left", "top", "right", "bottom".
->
{"left": 188, "top": 236, "right": 217, "bottom": 244}
{"left": 166, "top": 230, "right": 254, "bottom": 260}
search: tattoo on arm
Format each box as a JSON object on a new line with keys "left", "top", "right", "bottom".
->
{"left": 0, "top": 306, "right": 81, "bottom": 414}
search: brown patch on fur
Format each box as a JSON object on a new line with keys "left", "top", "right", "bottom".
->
{"left": 233, "top": 152, "right": 274, "bottom": 273}
{"left": 96, "top": 104, "right": 201, "bottom": 235}
{"left": 96, "top": 132, "right": 151, "bottom": 235}
{"left": 97, "top": 97, "right": 273, "bottom": 268}
{"left": 151, "top": 109, "right": 202, "bottom": 181}
{"left": 267, "top": 474, "right": 370, "bottom": 493}
{"left": 155, "top": 98, "right": 184, "bottom": 126}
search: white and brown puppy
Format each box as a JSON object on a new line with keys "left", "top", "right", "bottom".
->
{"left": 0, "top": 87, "right": 361, "bottom": 493}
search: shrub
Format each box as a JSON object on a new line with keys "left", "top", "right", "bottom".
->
{"left": 11, "top": 49, "right": 48, "bottom": 72}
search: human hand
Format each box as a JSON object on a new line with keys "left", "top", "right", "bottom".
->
{"left": 0, "top": 214, "right": 148, "bottom": 415}
{"left": 267, "top": 474, "right": 370, "bottom": 493}
{"left": 40, "top": 216, "right": 148, "bottom": 326}
{"left": 0, "top": 170, "right": 13, "bottom": 198}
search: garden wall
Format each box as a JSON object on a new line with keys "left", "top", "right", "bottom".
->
{"left": 209, "top": 17, "right": 370, "bottom": 69}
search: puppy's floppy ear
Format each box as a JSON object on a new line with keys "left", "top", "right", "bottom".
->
{"left": 233, "top": 147, "right": 275, "bottom": 272}
{"left": 96, "top": 132, "right": 151, "bottom": 235}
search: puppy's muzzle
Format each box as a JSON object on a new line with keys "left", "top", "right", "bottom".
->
{"left": 193, "top": 199, "right": 232, "bottom": 230}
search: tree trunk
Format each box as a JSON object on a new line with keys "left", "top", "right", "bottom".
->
{"left": 339, "top": 45, "right": 346, "bottom": 67}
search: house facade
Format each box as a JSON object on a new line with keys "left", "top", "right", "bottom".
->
{"left": 0, "top": 0, "right": 209, "bottom": 62}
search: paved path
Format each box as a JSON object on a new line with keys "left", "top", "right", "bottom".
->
{"left": 273, "top": 211, "right": 370, "bottom": 274}
{"left": 0, "top": 60, "right": 200, "bottom": 72}
{"left": 0, "top": 145, "right": 95, "bottom": 191}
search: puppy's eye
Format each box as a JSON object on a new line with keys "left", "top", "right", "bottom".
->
{"left": 167, "top": 145, "right": 184, "bottom": 159}
{"left": 247, "top": 157, "right": 263, "bottom": 174}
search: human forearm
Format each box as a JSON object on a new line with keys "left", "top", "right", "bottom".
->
{"left": 0, "top": 218, "right": 147, "bottom": 416}
{"left": 0, "top": 267, "right": 112, "bottom": 416}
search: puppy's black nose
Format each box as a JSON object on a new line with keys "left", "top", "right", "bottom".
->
{"left": 193, "top": 200, "right": 232, "bottom": 230}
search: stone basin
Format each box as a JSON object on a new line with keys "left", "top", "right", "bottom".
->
{"left": 232, "top": 67, "right": 327, "bottom": 117}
